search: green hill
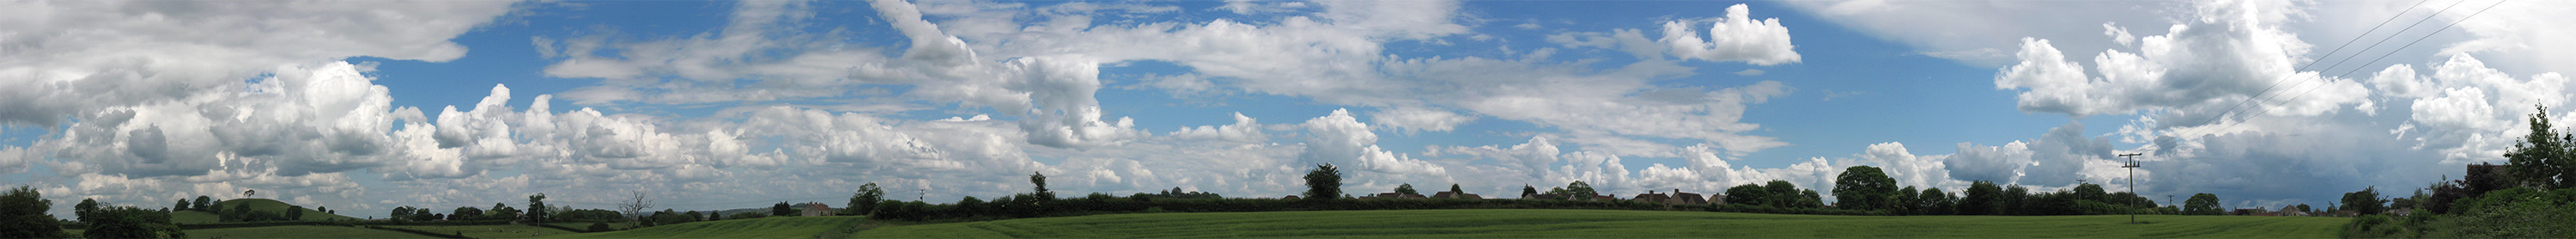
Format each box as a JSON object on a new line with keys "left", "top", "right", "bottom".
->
{"left": 855, "top": 209, "right": 2349, "bottom": 238}
{"left": 170, "top": 198, "right": 360, "bottom": 224}
{"left": 185, "top": 225, "right": 440, "bottom": 238}
{"left": 543, "top": 216, "right": 870, "bottom": 239}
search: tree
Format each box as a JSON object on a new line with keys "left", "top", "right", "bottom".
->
{"left": 1764, "top": 181, "right": 1799, "bottom": 207}
{"left": 1832, "top": 166, "right": 1899, "bottom": 211}
{"left": 617, "top": 191, "right": 653, "bottom": 227}
{"left": 1564, "top": 181, "right": 1599, "bottom": 199}
{"left": 1030, "top": 171, "right": 1053, "bottom": 199}
{"left": 2184, "top": 193, "right": 2222, "bottom": 215}
{"left": 2342, "top": 187, "right": 2387, "bottom": 215}
{"left": 528, "top": 193, "right": 550, "bottom": 224}
{"left": 1394, "top": 183, "right": 1419, "bottom": 196}
{"left": 2293, "top": 204, "right": 2311, "bottom": 213}
{"left": 773, "top": 201, "right": 794, "bottom": 217}
{"left": 1724, "top": 184, "right": 1766, "bottom": 206}
{"left": 76, "top": 198, "right": 100, "bottom": 223}
{"left": 2072, "top": 183, "right": 2106, "bottom": 202}
{"left": 1, "top": 186, "right": 68, "bottom": 238}
{"left": 1920, "top": 187, "right": 1957, "bottom": 215}
{"left": 850, "top": 183, "right": 884, "bottom": 215}
{"left": 174, "top": 199, "right": 189, "bottom": 211}
{"left": 1959, "top": 181, "right": 2002, "bottom": 215}
{"left": 2507, "top": 105, "right": 2576, "bottom": 189}
{"left": 1521, "top": 185, "right": 1538, "bottom": 197}
{"left": 318, "top": 206, "right": 329, "bottom": 217}
{"left": 1798, "top": 189, "right": 1825, "bottom": 208}
{"left": 683, "top": 211, "right": 705, "bottom": 223}
{"left": 490, "top": 203, "right": 520, "bottom": 221}
{"left": 392, "top": 206, "right": 415, "bottom": 221}
{"left": 193, "top": 196, "right": 211, "bottom": 211}
{"left": 84, "top": 205, "right": 184, "bottom": 238}
{"left": 1303, "top": 163, "right": 1343, "bottom": 200}
{"left": 287, "top": 205, "right": 306, "bottom": 220}
{"left": 1449, "top": 184, "right": 1464, "bottom": 195}
{"left": 453, "top": 206, "right": 483, "bottom": 221}
{"left": 1893, "top": 187, "right": 1920, "bottom": 215}
{"left": 2001, "top": 185, "right": 2031, "bottom": 215}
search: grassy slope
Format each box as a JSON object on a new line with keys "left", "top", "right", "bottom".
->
{"left": 543, "top": 216, "right": 869, "bottom": 239}
{"left": 384, "top": 225, "right": 582, "bottom": 239}
{"left": 857, "top": 209, "right": 2348, "bottom": 238}
{"left": 171, "top": 198, "right": 361, "bottom": 224}
{"left": 185, "top": 225, "right": 440, "bottom": 239}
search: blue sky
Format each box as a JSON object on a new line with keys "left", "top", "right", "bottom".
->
{"left": 3, "top": 0, "right": 2567, "bottom": 218}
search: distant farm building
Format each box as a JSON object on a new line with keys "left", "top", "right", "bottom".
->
{"left": 1432, "top": 191, "right": 1481, "bottom": 199}
{"left": 801, "top": 202, "right": 834, "bottom": 217}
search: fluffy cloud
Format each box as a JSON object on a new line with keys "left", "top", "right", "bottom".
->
{"left": 1169, "top": 113, "right": 1270, "bottom": 144}
{"left": 1993, "top": 0, "right": 2370, "bottom": 120}
{"left": 1659, "top": 4, "right": 1801, "bottom": 65}
{"left": 1299, "top": 109, "right": 1448, "bottom": 176}
{"left": 1369, "top": 107, "right": 1477, "bottom": 134}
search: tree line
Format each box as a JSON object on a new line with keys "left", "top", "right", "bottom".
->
{"left": 2342, "top": 106, "right": 2576, "bottom": 238}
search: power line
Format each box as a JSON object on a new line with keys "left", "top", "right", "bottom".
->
{"left": 2188, "top": 0, "right": 2434, "bottom": 134}
{"left": 2172, "top": 0, "right": 2478, "bottom": 138}
{"left": 2194, "top": 0, "right": 2509, "bottom": 137}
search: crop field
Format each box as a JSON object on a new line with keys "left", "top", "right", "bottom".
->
{"left": 854, "top": 209, "right": 2348, "bottom": 238}
{"left": 542, "top": 216, "right": 871, "bottom": 238}
{"left": 381, "top": 224, "right": 582, "bottom": 238}
{"left": 182, "top": 225, "right": 439, "bottom": 239}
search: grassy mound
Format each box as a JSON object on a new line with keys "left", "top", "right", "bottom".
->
{"left": 856, "top": 209, "right": 2348, "bottom": 238}
{"left": 544, "top": 216, "right": 870, "bottom": 238}
{"left": 171, "top": 198, "right": 361, "bottom": 224}
{"left": 185, "top": 225, "right": 440, "bottom": 238}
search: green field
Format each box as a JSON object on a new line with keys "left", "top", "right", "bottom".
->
{"left": 184, "top": 225, "right": 438, "bottom": 239}
{"left": 542, "top": 216, "right": 870, "bottom": 238}
{"left": 384, "top": 225, "right": 582, "bottom": 238}
{"left": 855, "top": 209, "right": 2349, "bottom": 238}
{"left": 173, "top": 198, "right": 360, "bottom": 224}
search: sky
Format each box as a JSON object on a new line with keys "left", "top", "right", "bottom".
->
{"left": 2, "top": 0, "right": 2569, "bottom": 218}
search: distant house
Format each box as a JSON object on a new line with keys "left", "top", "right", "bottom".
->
{"left": 2389, "top": 208, "right": 2414, "bottom": 218}
{"left": 1669, "top": 190, "right": 1708, "bottom": 205}
{"left": 1630, "top": 191, "right": 1670, "bottom": 204}
{"left": 2276, "top": 205, "right": 2307, "bottom": 217}
{"left": 1431, "top": 191, "right": 1481, "bottom": 199}
{"left": 801, "top": 202, "right": 834, "bottom": 217}
{"left": 1708, "top": 193, "right": 1728, "bottom": 205}
{"left": 1363, "top": 193, "right": 1426, "bottom": 199}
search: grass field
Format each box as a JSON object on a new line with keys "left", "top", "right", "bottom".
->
{"left": 855, "top": 209, "right": 2349, "bottom": 238}
{"left": 542, "top": 216, "right": 870, "bottom": 239}
{"left": 383, "top": 225, "right": 582, "bottom": 238}
{"left": 184, "top": 225, "right": 439, "bottom": 239}
{"left": 173, "top": 198, "right": 361, "bottom": 224}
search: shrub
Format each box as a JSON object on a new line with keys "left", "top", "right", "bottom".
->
{"left": 586, "top": 222, "right": 611, "bottom": 232}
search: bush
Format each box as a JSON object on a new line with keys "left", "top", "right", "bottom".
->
{"left": 586, "top": 222, "right": 612, "bottom": 232}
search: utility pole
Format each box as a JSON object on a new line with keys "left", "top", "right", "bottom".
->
{"left": 2120, "top": 152, "right": 2143, "bottom": 224}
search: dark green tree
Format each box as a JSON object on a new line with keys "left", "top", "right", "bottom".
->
{"left": 84, "top": 205, "right": 184, "bottom": 238}
{"left": 1893, "top": 186, "right": 1920, "bottom": 215}
{"left": 1959, "top": 181, "right": 2002, "bottom": 215}
{"left": 1394, "top": 183, "right": 1418, "bottom": 196}
{"left": 1563, "top": 181, "right": 1599, "bottom": 199}
{"left": 1798, "top": 189, "right": 1825, "bottom": 208}
{"left": 1832, "top": 166, "right": 1899, "bottom": 211}
{"left": 2002, "top": 185, "right": 2031, "bottom": 215}
{"left": 2341, "top": 187, "right": 2387, "bottom": 215}
{"left": 1764, "top": 181, "right": 1800, "bottom": 207}
{"left": 1449, "top": 184, "right": 1464, "bottom": 195}
{"left": 528, "top": 193, "right": 550, "bottom": 224}
{"left": 2184, "top": 193, "right": 2222, "bottom": 215}
{"left": 1030, "top": 171, "right": 1053, "bottom": 199}
{"left": 1920, "top": 187, "right": 1957, "bottom": 215}
{"left": 286, "top": 205, "right": 306, "bottom": 220}
{"left": 174, "top": 199, "right": 189, "bottom": 211}
{"left": 192, "top": 196, "right": 210, "bottom": 211}
{"left": 1303, "top": 163, "right": 1343, "bottom": 200}
{"left": 392, "top": 206, "right": 414, "bottom": 221}
{"left": 453, "top": 206, "right": 483, "bottom": 221}
{"left": 2072, "top": 183, "right": 2106, "bottom": 202}
{"left": 1, "top": 186, "right": 67, "bottom": 238}
{"left": 1521, "top": 185, "right": 1538, "bottom": 197}
{"left": 773, "top": 201, "right": 794, "bottom": 217}
{"left": 850, "top": 183, "right": 884, "bottom": 215}
{"left": 76, "top": 198, "right": 100, "bottom": 223}
{"left": 2507, "top": 105, "right": 2576, "bottom": 189}
{"left": 1723, "top": 183, "right": 1765, "bottom": 205}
